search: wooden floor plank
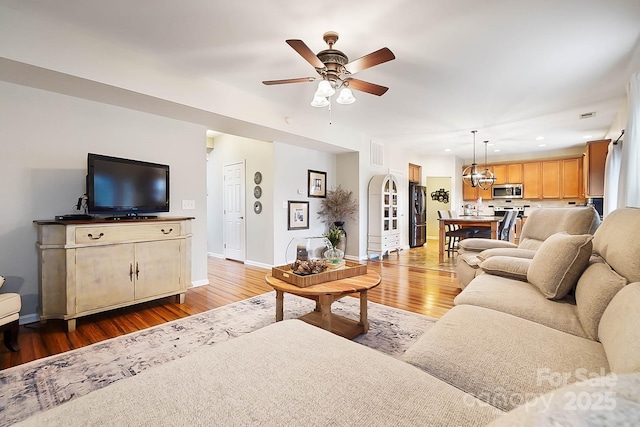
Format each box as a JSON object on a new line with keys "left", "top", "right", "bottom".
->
{"left": 0, "top": 243, "right": 460, "bottom": 369}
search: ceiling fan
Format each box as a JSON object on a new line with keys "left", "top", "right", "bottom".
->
{"left": 262, "top": 31, "right": 395, "bottom": 106}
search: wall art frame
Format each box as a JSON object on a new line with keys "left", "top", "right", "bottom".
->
{"left": 288, "top": 201, "right": 309, "bottom": 230}
{"left": 307, "top": 169, "right": 327, "bottom": 198}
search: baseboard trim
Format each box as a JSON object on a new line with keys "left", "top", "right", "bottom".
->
{"left": 243, "top": 260, "right": 271, "bottom": 270}
{"left": 19, "top": 313, "right": 39, "bottom": 325}
{"left": 191, "top": 279, "right": 210, "bottom": 288}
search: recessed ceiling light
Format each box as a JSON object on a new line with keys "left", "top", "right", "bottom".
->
{"left": 536, "top": 136, "right": 544, "bottom": 141}
{"left": 493, "top": 149, "right": 501, "bottom": 152}
{"left": 444, "top": 148, "right": 451, "bottom": 152}
{"left": 487, "top": 143, "right": 495, "bottom": 146}
{"left": 583, "top": 135, "right": 592, "bottom": 139}
{"left": 538, "top": 144, "right": 547, "bottom": 147}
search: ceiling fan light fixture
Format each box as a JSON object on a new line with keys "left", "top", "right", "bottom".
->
{"left": 310, "top": 95, "right": 329, "bottom": 108}
{"left": 314, "top": 80, "right": 335, "bottom": 98}
{"left": 336, "top": 88, "right": 356, "bottom": 105}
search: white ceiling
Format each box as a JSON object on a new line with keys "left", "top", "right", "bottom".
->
{"left": 2, "top": 0, "right": 639, "bottom": 159}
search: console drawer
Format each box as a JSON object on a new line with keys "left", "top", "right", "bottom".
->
{"left": 75, "top": 223, "right": 181, "bottom": 244}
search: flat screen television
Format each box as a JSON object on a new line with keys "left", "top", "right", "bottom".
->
{"left": 87, "top": 153, "right": 170, "bottom": 217}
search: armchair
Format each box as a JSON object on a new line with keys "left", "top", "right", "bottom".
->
{"left": 456, "top": 207, "right": 601, "bottom": 288}
{"left": 0, "top": 276, "right": 21, "bottom": 352}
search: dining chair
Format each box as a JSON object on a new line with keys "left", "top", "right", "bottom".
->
{"left": 438, "top": 210, "right": 475, "bottom": 256}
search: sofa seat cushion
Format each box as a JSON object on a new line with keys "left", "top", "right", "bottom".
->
{"left": 488, "top": 372, "right": 640, "bottom": 426}
{"left": 402, "top": 305, "right": 609, "bottom": 412}
{"left": 0, "top": 293, "right": 21, "bottom": 323}
{"left": 18, "top": 320, "right": 503, "bottom": 427}
{"left": 527, "top": 232, "right": 593, "bottom": 300}
{"left": 575, "top": 257, "right": 627, "bottom": 341}
{"left": 454, "top": 275, "right": 587, "bottom": 338}
{"left": 479, "top": 256, "right": 531, "bottom": 282}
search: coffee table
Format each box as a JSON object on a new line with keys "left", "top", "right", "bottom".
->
{"left": 265, "top": 271, "right": 381, "bottom": 339}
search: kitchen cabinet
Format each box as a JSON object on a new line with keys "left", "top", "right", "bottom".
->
{"left": 35, "top": 217, "right": 192, "bottom": 332}
{"left": 492, "top": 163, "right": 523, "bottom": 185}
{"left": 585, "top": 140, "right": 609, "bottom": 198}
{"left": 562, "top": 157, "right": 583, "bottom": 198}
{"left": 523, "top": 162, "right": 542, "bottom": 199}
{"left": 408, "top": 163, "right": 422, "bottom": 183}
{"left": 542, "top": 160, "right": 561, "bottom": 198}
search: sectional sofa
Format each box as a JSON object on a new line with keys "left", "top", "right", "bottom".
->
{"left": 17, "top": 208, "right": 640, "bottom": 426}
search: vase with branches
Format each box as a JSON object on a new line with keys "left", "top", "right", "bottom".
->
{"left": 317, "top": 185, "right": 358, "bottom": 225}
{"left": 317, "top": 185, "right": 358, "bottom": 253}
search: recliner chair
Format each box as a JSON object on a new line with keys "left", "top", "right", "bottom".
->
{"left": 456, "top": 207, "right": 601, "bottom": 288}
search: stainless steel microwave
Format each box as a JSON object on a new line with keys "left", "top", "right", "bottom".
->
{"left": 492, "top": 184, "right": 523, "bottom": 199}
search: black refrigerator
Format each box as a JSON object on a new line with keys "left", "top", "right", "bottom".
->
{"left": 409, "top": 183, "right": 427, "bottom": 247}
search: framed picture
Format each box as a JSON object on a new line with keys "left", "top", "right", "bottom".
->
{"left": 308, "top": 170, "right": 327, "bottom": 198}
{"left": 288, "top": 201, "right": 309, "bottom": 230}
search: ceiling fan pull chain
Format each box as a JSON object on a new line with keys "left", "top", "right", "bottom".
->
{"left": 329, "top": 98, "right": 333, "bottom": 125}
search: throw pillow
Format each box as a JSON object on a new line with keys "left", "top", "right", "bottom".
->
{"left": 575, "top": 259, "right": 627, "bottom": 341}
{"left": 527, "top": 232, "right": 593, "bottom": 300}
{"left": 479, "top": 256, "right": 531, "bottom": 282}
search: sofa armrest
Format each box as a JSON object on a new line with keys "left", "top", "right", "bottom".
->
{"left": 479, "top": 256, "right": 532, "bottom": 281}
{"left": 458, "top": 238, "right": 517, "bottom": 254}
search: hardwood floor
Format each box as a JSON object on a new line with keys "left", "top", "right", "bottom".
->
{"left": 1, "top": 241, "right": 461, "bottom": 370}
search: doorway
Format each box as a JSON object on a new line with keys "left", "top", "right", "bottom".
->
{"left": 425, "top": 177, "right": 452, "bottom": 240}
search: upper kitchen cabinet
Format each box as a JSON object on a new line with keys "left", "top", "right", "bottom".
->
{"left": 408, "top": 163, "right": 422, "bottom": 183}
{"left": 461, "top": 166, "right": 494, "bottom": 201}
{"left": 584, "top": 140, "right": 609, "bottom": 198}
{"left": 523, "top": 162, "right": 542, "bottom": 199}
{"left": 562, "top": 157, "right": 583, "bottom": 199}
{"left": 493, "top": 163, "right": 523, "bottom": 185}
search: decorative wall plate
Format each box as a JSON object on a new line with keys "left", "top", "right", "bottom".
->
{"left": 253, "top": 201, "right": 262, "bottom": 214}
{"left": 254, "top": 185, "right": 262, "bottom": 199}
{"left": 254, "top": 171, "right": 262, "bottom": 184}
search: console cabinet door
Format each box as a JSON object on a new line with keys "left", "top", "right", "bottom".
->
{"left": 134, "top": 239, "right": 183, "bottom": 300}
{"left": 75, "top": 244, "right": 136, "bottom": 312}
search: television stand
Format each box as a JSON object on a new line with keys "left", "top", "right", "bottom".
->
{"left": 107, "top": 214, "right": 158, "bottom": 220}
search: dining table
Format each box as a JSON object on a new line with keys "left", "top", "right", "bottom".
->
{"left": 437, "top": 215, "right": 504, "bottom": 263}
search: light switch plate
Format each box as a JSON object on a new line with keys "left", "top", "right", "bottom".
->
{"left": 182, "top": 200, "right": 196, "bottom": 210}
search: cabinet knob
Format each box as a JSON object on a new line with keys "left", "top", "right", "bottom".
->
{"left": 87, "top": 232, "right": 104, "bottom": 240}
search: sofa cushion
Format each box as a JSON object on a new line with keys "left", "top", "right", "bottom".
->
{"left": 592, "top": 207, "right": 640, "bottom": 283}
{"left": 479, "top": 256, "right": 531, "bottom": 282}
{"left": 575, "top": 258, "right": 627, "bottom": 341}
{"left": 458, "top": 238, "right": 517, "bottom": 254}
{"left": 527, "top": 232, "right": 593, "bottom": 300}
{"left": 18, "top": 320, "right": 504, "bottom": 427}
{"left": 518, "top": 207, "right": 600, "bottom": 251}
{"left": 402, "top": 305, "right": 608, "bottom": 412}
{"left": 476, "top": 248, "right": 537, "bottom": 262}
{"left": 454, "top": 274, "right": 587, "bottom": 338}
{"left": 488, "top": 372, "right": 640, "bottom": 426}
{"left": 598, "top": 282, "right": 640, "bottom": 374}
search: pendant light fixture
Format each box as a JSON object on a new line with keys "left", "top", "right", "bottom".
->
{"left": 477, "top": 140, "right": 496, "bottom": 190}
{"left": 462, "top": 130, "right": 481, "bottom": 187}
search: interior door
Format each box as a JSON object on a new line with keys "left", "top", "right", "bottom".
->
{"left": 223, "top": 161, "right": 246, "bottom": 261}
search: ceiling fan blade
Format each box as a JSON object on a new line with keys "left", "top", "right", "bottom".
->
{"left": 262, "top": 77, "right": 316, "bottom": 85}
{"left": 344, "top": 47, "right": 395, "bottom": 74}
{"left": 286, "top": 39, "right": 325, "bottom": 69}
{"left": 346, "top": 78, "right": 389, "bottom": 96}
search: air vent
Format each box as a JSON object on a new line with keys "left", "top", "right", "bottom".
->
{"left": 579, "top": 111, "right": 596, "bottom": 119}
{"left": 370, "top": 140, "right": 384, "bottom": 167}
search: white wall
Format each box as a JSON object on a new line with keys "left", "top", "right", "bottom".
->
{"left": 0, "top": 81, "right": 208, "bottom": 320}
{"left": 272, "top": 142, "right": 336, "bottom": 265}
{"left": 206, "top": 134, "right": 275, "bottom": 266}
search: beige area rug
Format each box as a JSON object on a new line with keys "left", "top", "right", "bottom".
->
{"left": 0, "top": 292, "right": 435, "bottom": 426}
